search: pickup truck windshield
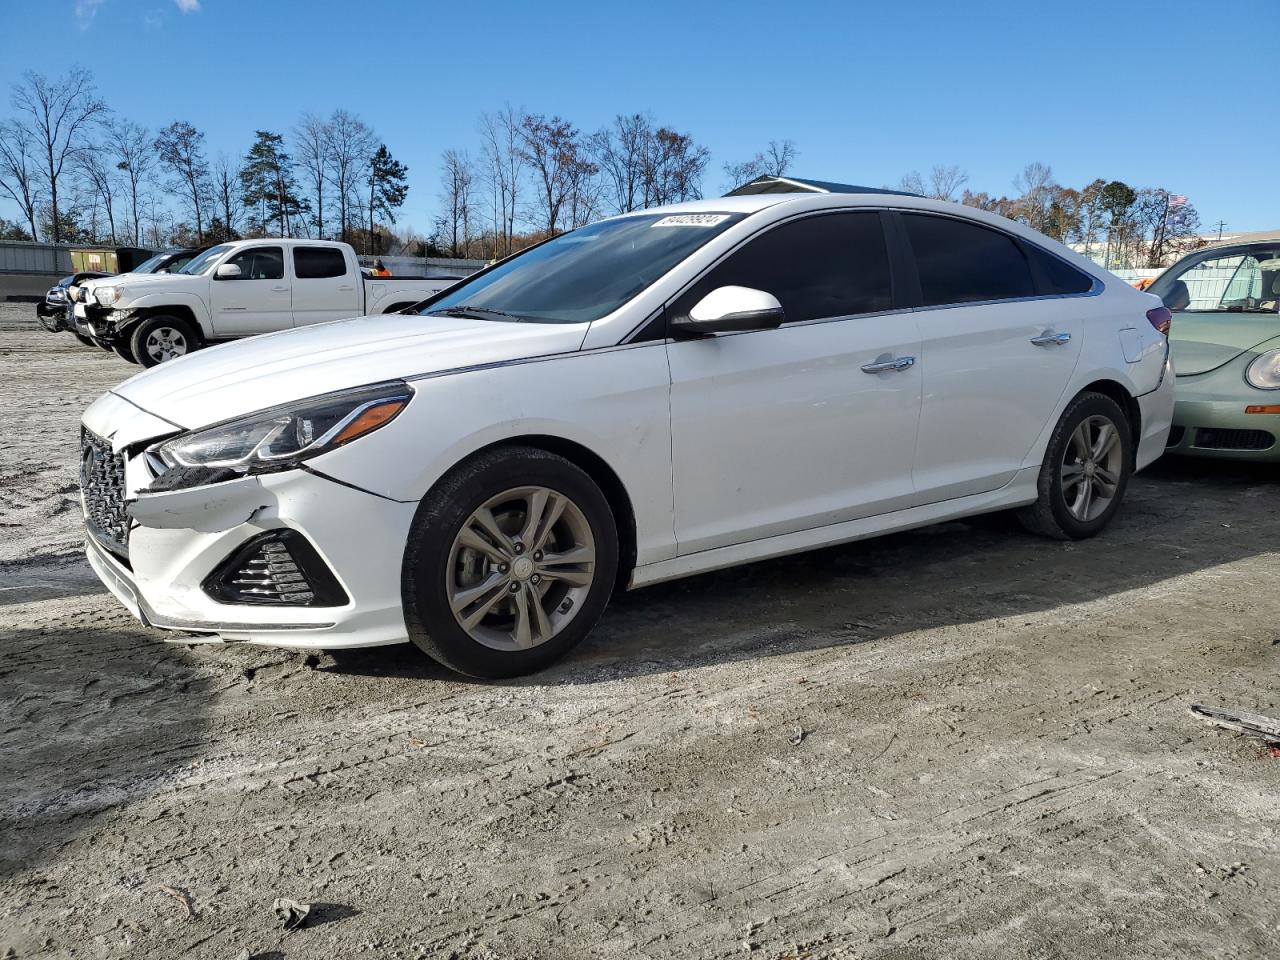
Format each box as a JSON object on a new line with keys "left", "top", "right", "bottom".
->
{"left": 178, "top": 244, "right": 233, "bottom": 276}
{"left": 422, "top": 212, "right": 746, "bottom": 324}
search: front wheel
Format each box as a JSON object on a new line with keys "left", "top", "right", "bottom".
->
{"left": 130, "top": 315, "right": 199, "bottom": 368}
{"left": 1018, "top": 391, "right": 1133, "bottom": 540}
{"left": 402, "top": 446, "right": 619, "bottom": 678}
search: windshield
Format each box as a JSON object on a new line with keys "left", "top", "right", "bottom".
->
{"left": 132, "top": 254, "right": 169, "bottom": 274}
{"left": 179, "top": 244, "right": 233, "bottom": 276}
{"left": 421, "top": 212, "right": 746, "bottom": 324}
{"left": 1150, "top": 246, "right": 1280, "bottom": 314}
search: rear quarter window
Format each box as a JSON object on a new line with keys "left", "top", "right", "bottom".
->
{"left": 1023, "top": 243, "right": 1095, "bottom": 295}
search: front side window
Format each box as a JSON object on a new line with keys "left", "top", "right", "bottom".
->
{"left": 672, "top": 212, "right": 893, "bottom": 324}
{"left": 903, "top": 214, "right": 1035, "bottom": 306}
{"left": 422, "top": 212, "right": 746, "bottom": 324}
{"left": 1149, "top": 248, "right": 1280, "bottom": 313}
{"left": 294, "top": 247, "right": 347, "bottom": 279}
{"left": 225, "top": 246, "right": 284, "bottom": 281}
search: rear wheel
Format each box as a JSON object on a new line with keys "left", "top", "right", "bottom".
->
{"left": 131, "top": 315, "right": 198, "bottom": 367}
{"left": 1018, "top": 391, "right": 1133, "bottom": 540}
{"left": 402, "top": 446, "right": 619, "bottom": 678}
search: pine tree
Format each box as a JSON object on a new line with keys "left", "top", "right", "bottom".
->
{"left": 366, "top": 144, "right": 408, "bottom": 254}
{"left": 240, "top": 130, "right": 306, "bottom": 237}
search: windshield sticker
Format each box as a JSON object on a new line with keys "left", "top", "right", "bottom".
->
{"left": 652, "top": 214, "right": 731, "bottom": 228}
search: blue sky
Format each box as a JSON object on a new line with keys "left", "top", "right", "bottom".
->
{"left": 1, "top": 0, "right": 1274, "bottom": 235}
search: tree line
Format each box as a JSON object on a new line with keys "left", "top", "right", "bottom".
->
{"left": 898, "top": 163, "right": 1203, "bottom": 269}
{"left": 0, "top": 68, "right": 409, "bottom": 254}
{"left": 0, "top": 67, "right": 1204, "bottom": 270}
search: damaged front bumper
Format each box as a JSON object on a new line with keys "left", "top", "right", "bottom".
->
{"left": 81, "top": 393, "right": 418, "bottom": 649}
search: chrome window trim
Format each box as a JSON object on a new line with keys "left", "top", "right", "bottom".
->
{"left": 908, "top": 278, "right": 1104, "bottom": 315}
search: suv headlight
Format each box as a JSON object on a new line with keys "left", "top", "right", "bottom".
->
{"left": 151, "top": 381, "right": 413, "bottom": 475}
{"left": 95, "top": 286, "right": 123, "bottom": 306}
{"left": 1245, "top": 350, "right": 1280, "bottom": 390}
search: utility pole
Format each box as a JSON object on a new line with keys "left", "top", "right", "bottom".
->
{"left": 1215, "top": 220, "right": 1227, "bottom": 241}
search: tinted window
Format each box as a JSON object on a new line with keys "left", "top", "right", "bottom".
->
{"left": 903, "top": 214, "right": 1034, "bottom": 306}
{"left": 424, "top": 213, "right": 746, "bottom": 324}
{"left": 1023, "top": 243, "right": 1094, "bottom": 295}
{"left": 226, "top": 246, "right": 284, "bottom": 280}
{"left": 294, "top": 247, "right": 348, "bottom": 279}
{"left": 674, "top": 212, "right": 892, "bottom": 325}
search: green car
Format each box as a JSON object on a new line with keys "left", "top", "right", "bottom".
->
{"left": 1150, "top": 236, "right": 1280, "bottom": 460}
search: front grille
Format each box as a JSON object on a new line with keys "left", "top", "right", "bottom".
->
{"left": 1166, "top": 425, "right": 1186, "bottom": 447}
{"left": 1192, "top": 428, "right": 1276, "bottom": 451}
{"left": 81, "top": 428, "right": 130, "bottom": 556}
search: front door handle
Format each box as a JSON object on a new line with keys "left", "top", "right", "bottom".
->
{"left": 272, "top": 285, "right": 289, "bottom": 292}
{"left": 860, "top": 355, "right": 916, "bottom": 374}
{"left": 1030, "top": 331, "right": 1072, "bottom": 346}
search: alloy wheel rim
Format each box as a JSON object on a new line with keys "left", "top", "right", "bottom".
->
{"left": 145, "top": 326, "right": 187, "bottom": 362}
{"left": 1061, "top": 414, "right": 1123, "bottom": 522}
{"left": 446, "top": 485, "right": 596, "bottom": 652}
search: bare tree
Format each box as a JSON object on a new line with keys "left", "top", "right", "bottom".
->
{"left": 155, "top": 120, "right": 211, "bottom": 242}
{"left": 438, "top": 148, "right": 475, "bottom": 257}
{"left": 519, "top": 114, "right": 597, "bottom": 235}
{"left": 642, "top": 127, "right": 709, "bottom": 207}
{"left": 106, "top": 119, "right": 152, "bottom": 245}
{"left": 591, "top": 112, "right": 651, "bottom": 214}
{"left": 0, "top": 119, "right": 42, "bottom": 240}
{"left": 9, "top": 68, "right": 108, "bottom": 243}
{"left": 75, "top": 147, "right": 118, "bottom": 243}
{"left": 211, "top": 153, "right": 244, "bottom": 239}
{"left": 899, "top": 165, "right": 969, "bottom": 201}
{"left": 294, "top": 113, "right": 330, "bottom": 239}
{"left": 478, "top": 106, "right": 526, "bottom": 256}
{"left": 1013, "top": 161, "right": 1056, "bottom": 233}
{"left": 322, "top": 109, "right": 375, "bottom": 243}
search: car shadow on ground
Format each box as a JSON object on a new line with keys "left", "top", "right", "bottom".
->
{"left": 324, "top": 456, "right": 1280, "bottom": 686}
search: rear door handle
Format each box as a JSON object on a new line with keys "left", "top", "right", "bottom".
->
{"left": 861, "top": 356, "right": 916, "bottom": 374}
{"left": 337, "top": 284, "right": 354, "bottom": 291}
{"left": 1030, "top": 331, "right": 1072, "bottom": 346}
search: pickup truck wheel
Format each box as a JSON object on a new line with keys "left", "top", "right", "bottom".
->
{"left": 402, "top": 446, "right": 619, "bottom": 679}
{"left": 131, "top": 315, "right": 198, "bottom": 368}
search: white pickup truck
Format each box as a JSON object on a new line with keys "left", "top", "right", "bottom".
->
{"left": 74, "top": 239, "right": 459, "bottom": 366}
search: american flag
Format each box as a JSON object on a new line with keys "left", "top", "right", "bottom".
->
{"left": 1168, "top": 194, "right": 1188, "bottom": 209}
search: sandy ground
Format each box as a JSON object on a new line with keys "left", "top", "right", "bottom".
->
{"left": 0, "top": 301, "right": 1277, "bottom": 959}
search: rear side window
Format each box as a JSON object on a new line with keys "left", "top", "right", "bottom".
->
{"left": 294, "top": 247, "right": 348, "bottom": 279}
{"left": 903, "top": 214, "right": 1034, "bottom": 306}
{"left": 675, "top": 212, "right": 892, "bottom": 324}
{"left": 1023, "top": 243, "right": 1095, "bottom": 295}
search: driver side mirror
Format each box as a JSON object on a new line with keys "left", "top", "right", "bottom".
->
{"left": 214, "top": 263, "right": 242, "bottom": 280}
{"left": 673, "top": 285, "right": 785, "bottom": 336}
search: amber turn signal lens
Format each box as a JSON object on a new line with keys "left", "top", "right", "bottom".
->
{"left": 1244, "top": 405, "right": 1280, "bottom": 415}
{"left": 331, "top": 400, "right": 408, "bottom": 445}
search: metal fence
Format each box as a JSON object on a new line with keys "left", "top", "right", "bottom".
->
{"left": 0, "top": 241, "right": 72, "bottom": 275}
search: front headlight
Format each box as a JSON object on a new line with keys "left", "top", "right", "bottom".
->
{"left": 1245, "top": 350, "right": 1280, "bottom": 390}
{"left": 151, "top": 381, "right": 413, "bottom": 475}
{"left": 95, "top": 286, "right": 123, "bottom": 306}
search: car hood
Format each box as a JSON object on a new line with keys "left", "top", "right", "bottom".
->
{"left": 1170, "top": 313, "right": 1280, "bottom": 376}
{"left": 111, "top": 312, "right": 589, "bottom": 429}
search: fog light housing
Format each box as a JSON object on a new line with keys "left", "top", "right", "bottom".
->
{"left": 202, "top": 530, "right": 348, "bottom": 607}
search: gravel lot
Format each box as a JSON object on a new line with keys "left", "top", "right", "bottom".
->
{"left": 1, "top": 301, "right": 1278, "bottom": 959}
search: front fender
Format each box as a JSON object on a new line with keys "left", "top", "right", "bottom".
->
{"left": 118, "top": 291, "right": 212, "bottom": 338}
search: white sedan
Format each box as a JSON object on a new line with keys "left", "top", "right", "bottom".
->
{"left": 81, "top": 187, "right": 1174, "bottom": 677}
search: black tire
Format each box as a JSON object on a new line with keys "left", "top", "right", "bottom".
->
{"left": 130, "top": 315, "right": 199, "bottom": 368}
{"left": 402, "top": 446, "right": 619, "bottom": 679}
{"left": 1018, "top": 391, "right": 1133, "bottom": 540}
{"left": 73, "top": 333, "right": 95, "bottom": 347}
{"left": 37, "top": 311, "right": 59, "bottom": 333}
{"left": 112, "top": 340, "right": 138, "bottom": 363}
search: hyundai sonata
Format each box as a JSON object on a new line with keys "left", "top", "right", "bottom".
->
{"left": 81, "top": 184, "right": 1174, "bottom": 677}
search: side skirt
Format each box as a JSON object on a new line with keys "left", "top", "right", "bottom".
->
{"left": 627, "top": 466, "right": 1040, "bottom": 589}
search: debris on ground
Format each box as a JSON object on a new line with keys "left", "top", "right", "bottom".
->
{"left": 272, "top": 897, "right": 312, "bottom": 931}
{"left": 1189, "top": 704, "right": 1280, "bottom": 744}
{"left": 156, "top": 884, "right": 196, "bottom": 920}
